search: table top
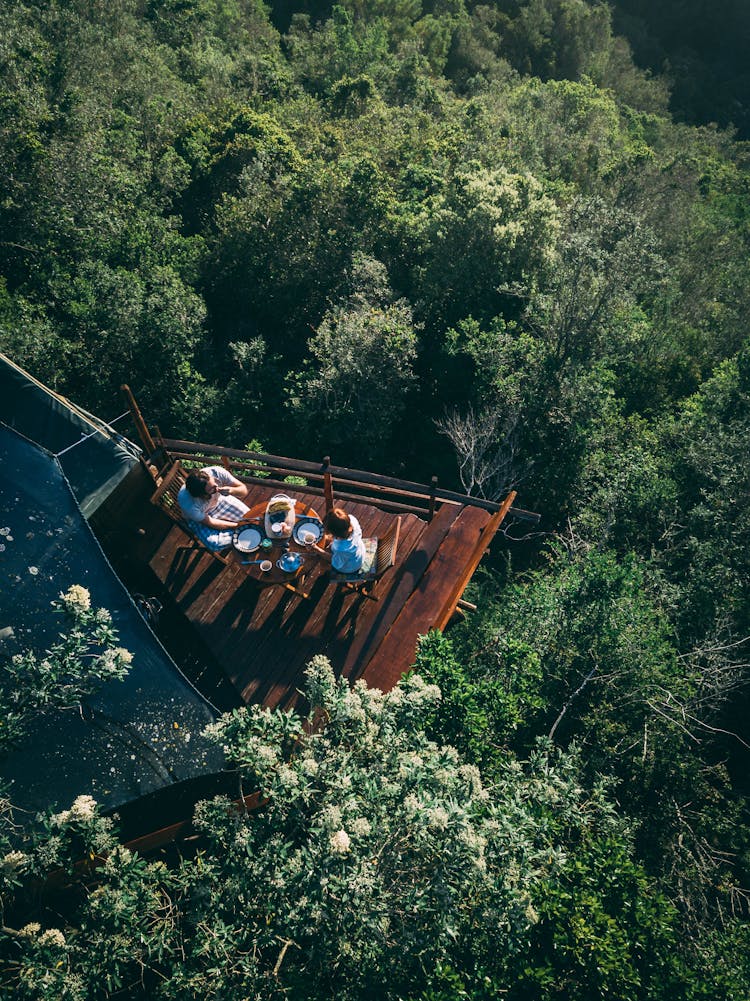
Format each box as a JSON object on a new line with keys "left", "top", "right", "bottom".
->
{"left": 233, "top": 500, "right": 323, "bottom": 585}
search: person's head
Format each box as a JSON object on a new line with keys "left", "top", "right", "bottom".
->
{"left": 325, "top": 507, "right": 352, "bottom": 539}
{"left": 185, "top": 469, "right": 217, "bottom": 499}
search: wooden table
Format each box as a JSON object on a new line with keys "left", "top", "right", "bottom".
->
{"left": 232, "top": 500, "right": 323, "bottom": 599}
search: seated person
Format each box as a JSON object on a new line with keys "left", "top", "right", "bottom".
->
{"left": 314, "top": 506, "right": 366, "bottom": 573}
{"left": 177, "top": 466, "right": 249, "bottom": 550}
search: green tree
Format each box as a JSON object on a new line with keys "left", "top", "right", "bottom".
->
{"left": 1, "top": 659, "right": 693, "bottom": 1000}
{"left": 412, "top": 163, "right": 559, "bottom": 329}
{"left": 286, "top": 255, "right": 418, "bottom": 462}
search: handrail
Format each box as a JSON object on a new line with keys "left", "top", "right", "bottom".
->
{"left": 155, "top": 436, "right": 540, "bottom": 522}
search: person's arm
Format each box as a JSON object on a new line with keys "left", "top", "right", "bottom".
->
{"left": 218, "top": 481, "right": 247, "bottom": 498}
{"left": 312, "top": 533, "right": 333, "bottom": 559}
{"left": 202, "top": 512, "right": 241, "bottom": 529}
{"left": 214, "top": 468, "right": 249, "bottom": 500}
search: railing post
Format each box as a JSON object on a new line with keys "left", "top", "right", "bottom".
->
{"left": 428, "top": 476, "right": 438, "bottom": 521}
{"left": 121, "top": 384, "right": 156, "bottom": 456}
{"left": 323, "top": 456, "right": 334, "bottom": 515}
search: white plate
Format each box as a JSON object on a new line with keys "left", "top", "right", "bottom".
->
{"left": 293, "top": 521, "right": 323, "bottom": 545}
{"left": 277, "top": 552, "right": 303, "bottom": 572}
{"left": 234, "top": 526, "right": 262, "bottom": 553}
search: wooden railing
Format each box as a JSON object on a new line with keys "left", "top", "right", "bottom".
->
{"left": 122, "top": 381, "right": 538, "bottom": 523}
{"left": 151, "top": 436, "right": 540, "bottom": 524}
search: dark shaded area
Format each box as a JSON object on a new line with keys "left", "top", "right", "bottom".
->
{"left": 111, "top": 553, "right": 247, "bottom": 716}
{"left": 112, "top": 770, "right": 239, "bottom": 842}
{"left": 0, "top": 422, "right": 225, "bottom": 816}
{"left": 612, "top": 0, "right": 750, "bottom": 137}
{"left": 0, "top": 354, "right": 138, "bottom": 516}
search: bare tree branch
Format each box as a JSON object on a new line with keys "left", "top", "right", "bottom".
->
{"left": 436, "top": 403, "right": 530, "bottom": 501}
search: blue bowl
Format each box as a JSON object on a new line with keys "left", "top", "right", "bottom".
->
{"left": 278, "top": 552, "right": 302, "bottom": 572}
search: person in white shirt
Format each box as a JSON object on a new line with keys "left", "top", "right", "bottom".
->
{"left": 314, "top": 506, "right": 366, "bottom": 573}
{"left": 177, "top": 466, "right": 249, "bottom": 550}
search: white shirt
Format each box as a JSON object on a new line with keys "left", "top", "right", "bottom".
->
{"left": 330, "top": 515, "right": 365, "bottom": 573}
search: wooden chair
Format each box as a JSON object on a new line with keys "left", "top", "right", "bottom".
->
{"left": 329, "top": 517, "right": 401, "bottom": 601}
{"left": 149, "top": 461, "right": 231, "bottom": 566}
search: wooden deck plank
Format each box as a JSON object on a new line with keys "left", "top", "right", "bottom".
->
{"left": 259, "top": 508, "right": 445, "bottom": 706}
{"left": 432, "top": 491, "right": 515, "bottom": 631}
{"left": 227, "top": 549, "right": 338, "bottom": 706}
{"left": 362, "top": 506, "right": 492, "bottom": 691}
{"left": 149, "top": 526, "right": 219, "bottom": 604}
{"left": 338, "top": 503, "right": 463, "bottom": 684}
{"left": 92, "top": 432, "right": 530, "bottom": 721}
{"left": 234, "top": 511, "right": 427, "bottom": 708}
{"left": 136, "top": 480, "right": 499, "bottom": 711}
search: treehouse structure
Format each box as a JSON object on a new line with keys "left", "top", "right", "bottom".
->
{"left": 92, "top": 386, "right": 538, "bottom": 713}
{"left": 1, "top": 355, "right": 537, "bottom": 844}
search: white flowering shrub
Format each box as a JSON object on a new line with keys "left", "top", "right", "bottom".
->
{"left": 415, "top": 165, "right": 559, "bottom": 328}
{"left": 0, "top": 586, "right": 133, "bottom": 753}
{"left": 0, "top": 658, "right": 677, "bottom": 1000}
{"left": 179, "top": 656, "right": 561, "bottom": 1000}
{"left": 6, "top": 833, "right": 177, "bottom": 1001}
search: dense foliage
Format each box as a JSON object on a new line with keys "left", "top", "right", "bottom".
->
{"left": 0, "top": 659, "right": 696, "bottom": 999}
{"left": 1, "top": 0, "right": 749, "bottom": 997}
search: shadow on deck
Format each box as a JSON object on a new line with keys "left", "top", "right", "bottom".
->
{"left": 93, "top": 430, "right": 529, "bottom": 711}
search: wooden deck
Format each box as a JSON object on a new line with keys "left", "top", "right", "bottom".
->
{"left": 94, "top": 461, "right": 503, "bottom": 712}
{"left": 143, "top": 484, "right": 494, "bottom": 709}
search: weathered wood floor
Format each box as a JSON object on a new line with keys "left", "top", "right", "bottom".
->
{"left": 138, "top": 483, "right": 492, "bottom": 709}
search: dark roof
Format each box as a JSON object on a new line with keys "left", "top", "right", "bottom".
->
{"left": 0, "top": 352, "right": 138, "bottom": 516}
{"left": 0, "top": 362, "right": 224, "bottom": 817}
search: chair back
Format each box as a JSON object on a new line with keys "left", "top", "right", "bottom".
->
{"left": 150, "top": 461, "right": 187, "bottom": 524}
{"left": 374, "top": 516, "right": 401, "bottom": 577}
{"left": 328, "top": 516, "right": 401, "bottom": 595}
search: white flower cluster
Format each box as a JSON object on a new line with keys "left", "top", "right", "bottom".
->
{"left": 358, "top": 683, "right": 386, "bottom": 717}
{"left": 275, "top": 764, "right": 299, "bottom": 789}
{"left": 70, "top": 794, "right": 97, "bottom": 821}
{"left": 349, "top": 817, "right": 371, "bottom": 838}
{"left": 101, "top": 647, "right": 133, "bottom": 671}
{"left": 330, "top": 684, "right": 368, "bottom": 727}
{"left": 299, "top": 756, "right": 319, "bottom": 776}
{"left": 255, "top": 743, "right": 279, "bottom": 768}
{"left": 53, "top": 794, "right": 97, "bottom": 826}
{"left": 38, "top": 928, "right": 66, "bottom": 948}
{"left": 329, "top": 829, "right": 351, "bottom": 855}
{"left": 61, "top": 584, "right": 91, "bottom": 612}
{"left": 103, "top": 846, "right": 133, "bottom": 877}
{"left": 397, "top": 750, "right": 424, "bottom": 779}
{"left": 1, "top": 850, "right": 28, "bottom": 874}
{"left": 320, "top": 805, "right": 342, "bottom": 831}
{"left": 427, "top": 806, "right": 450, "bottom": 831}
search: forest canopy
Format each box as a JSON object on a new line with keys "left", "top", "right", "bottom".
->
{"left": 1, "top": 0, "right": 750, "bottom": 998}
